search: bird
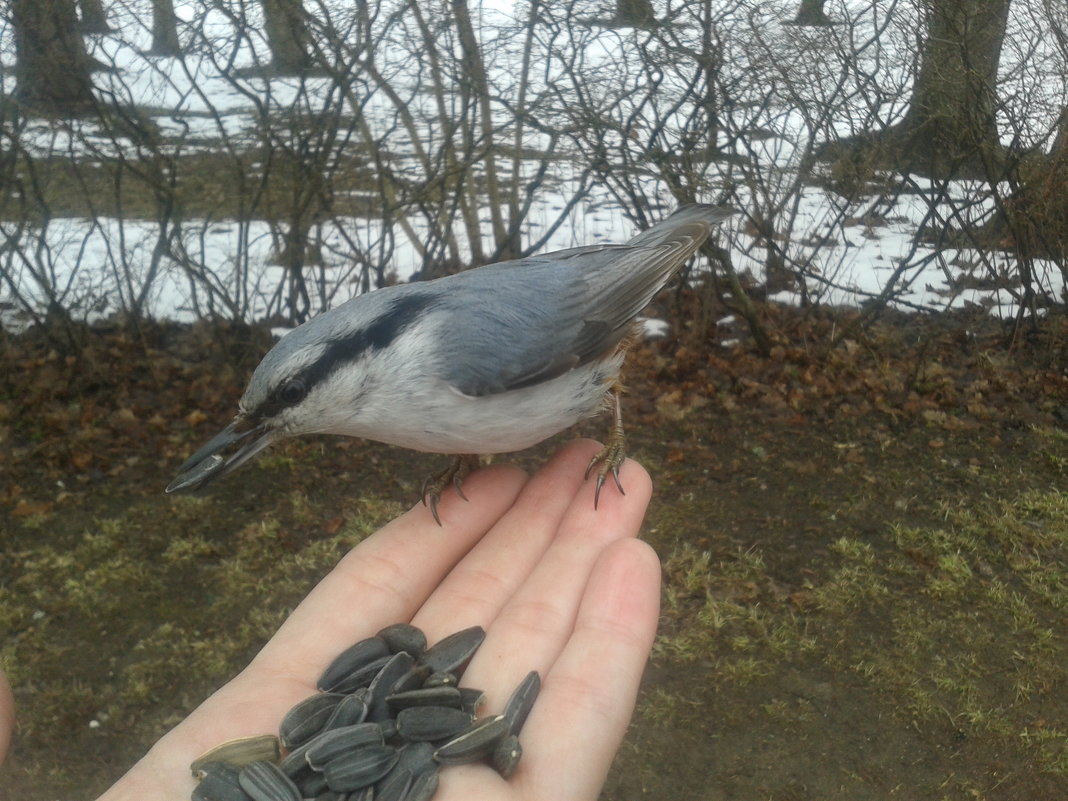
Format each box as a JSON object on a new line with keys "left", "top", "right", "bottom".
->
{"left": 166, "top": 203, "right": 735, "bottom": 522}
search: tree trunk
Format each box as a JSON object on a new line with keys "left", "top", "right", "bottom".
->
{"left": 262, "top": 0, "right": 314, "bottom": 73}
{"left": 614, "top": 0, "right": 656, "bottom": 26}
{"left": 11, "top": 0, "right": 96, "bottom": 114}
{"left": 149, "top": 0, "right": 182, "bottom": 55}
{"left": 897, "top": 0, "right": 1011, "bottom": 176}
{"left": 980, "top": 106, "right": 1068, "bottom": 262}
{"left": 77, "top": 0, "right": 110, "bottom": 32}
{"left": 452, "top": 0, "right": 512, "bottom": 261}
{"left": 790, "top": 0, "right": 832, "bottom": 26}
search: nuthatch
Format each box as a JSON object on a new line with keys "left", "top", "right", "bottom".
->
{"left": 167, "top": 204, "right": 734, "bottom": 521}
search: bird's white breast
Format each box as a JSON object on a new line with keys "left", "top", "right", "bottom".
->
{"left": 314, "top": 351, "right": 623, "bottom": 454}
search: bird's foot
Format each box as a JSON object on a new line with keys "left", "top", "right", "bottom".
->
{"left": 585, "top": 390, "right": 627, "bottom": 509}
{"left": 421, "top": 454, "right": 479, "bottom": 525}
{"left": 585, "top": 436, "right": 627, "bottom": 509}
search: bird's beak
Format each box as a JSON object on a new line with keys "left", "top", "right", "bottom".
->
{"left": 165, "top": 417, "right": 277, "bottom": 493}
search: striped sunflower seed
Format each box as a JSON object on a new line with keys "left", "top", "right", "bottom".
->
{"left": 492, "top": 734, "right": 523, "bottom": 779}
{"left": 421, "top": 626, "right": 485, "bottom": 675}
{"left": 433, "top": 714, "right": 509, "bottom": 766}
{"left": 236, "top": 760, "right": 301, "bottom": 801}
{"left": 191, "top": 734, "right": 280, "bottom": 777}
{"left": 422, "top": 671, "right": 458, "bottom": 689}
{"left": 373, "top": 766, "right": 412, "bottom": 801}
{"left": 396, "top": 705, "right": 472, "bottom": 742}
{"left": 394, "top": 741, "right": 435, "bottom": 775}
{"left": 366, "top": 651, "right": 415, "bottom": 721}
{"left": 322, "top": 688, "right": 371, "bottom": 730}
{"left": 388, "top": 664, "right": 432, "bottom": 695}
{"left": 406, "top": 768, "right": 440, "bottom": 801}
{"left": 386, "top": 685, "right": 462, "bottom": 711}
{"left": 304, "top": 722, "right": 385, "bottom": 771}
{"left": 458, "top": 687, "right": 485, "bottom": 716}
{"left": 322, "top": 744, "right": 399, "bottom": 791}
{"left": 317, "top": 637, "right": 391, "bottom": 692}
{"left": 376, "top": 622, "right": 427, "bottom": 656}
{"left": 502, "top": 670, "right": 540, "bottom": 736}
{"left": 279, "top": 692, "right": 343, "bottom": 749}
{"left": 323, "top": 654, "right": 392, "bottom": 695}
{"left": 192, "top": 761, "right": 252, "bottom": 801}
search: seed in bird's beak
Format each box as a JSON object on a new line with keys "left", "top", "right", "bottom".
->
{"left": 166, "top": 418, "right": 276, "bottom": 493}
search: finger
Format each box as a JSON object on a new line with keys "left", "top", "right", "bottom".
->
{"left": 411, "top": 439, "right": 608, "bottom": 641}
{"left": 439, "top": 538, "right": 662, "bottom": 801}
{"left": 457, "top": 456, "right": 652, "bottom": 714}
{"left": 517, "top": 538, "right": 662, "bottom": 799}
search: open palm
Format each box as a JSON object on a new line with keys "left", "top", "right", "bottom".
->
{"left": 95, "top": 439, "right": 661, "bottom": 801}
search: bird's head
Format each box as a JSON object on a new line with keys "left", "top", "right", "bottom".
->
{"left": 166, "top": 290, "right": 435, "bottom": 494}
{"left": 164, "top": 325, "right": 331, "bottom": 493}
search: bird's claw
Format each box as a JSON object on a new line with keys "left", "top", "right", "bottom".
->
{"left": 585, "top": 440, "right": 626, "bottom": 509}
{"left": 421, "top": 455, "right": 477, "bottom": 525}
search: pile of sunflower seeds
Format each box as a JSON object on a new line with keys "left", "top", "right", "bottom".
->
{"left": 190, "top": 623, "right": 540, "bottom": 801}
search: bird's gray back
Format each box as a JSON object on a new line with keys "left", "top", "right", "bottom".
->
{"left": 431, "top": 203, "right": 732, "bottom": 396}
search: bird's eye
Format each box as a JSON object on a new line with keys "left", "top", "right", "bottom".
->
{"left": 279, "top": 378, "right": 307, "bottom": 406}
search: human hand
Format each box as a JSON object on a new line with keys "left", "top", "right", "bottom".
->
{"left": 97, "top": 439, "right": 661, "bottom": 801}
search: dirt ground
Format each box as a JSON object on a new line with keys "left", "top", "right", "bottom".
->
{"left": 2, "top": 300, "right": 1067, "bottom": 800}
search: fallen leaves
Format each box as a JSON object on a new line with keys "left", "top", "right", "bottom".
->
{"left": 12, "top": 498, "right": 53, "bottom": 518}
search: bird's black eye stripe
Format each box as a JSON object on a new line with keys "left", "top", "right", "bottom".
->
{"left": 247, "top": 292, "right": 438, "bottom": 422}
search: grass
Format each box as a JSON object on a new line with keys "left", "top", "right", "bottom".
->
{"left": 650, "top": 472, "right": 1068, "bottom": 794}
{"left": 0, "top": 486, "right": 395, "bottom": 757}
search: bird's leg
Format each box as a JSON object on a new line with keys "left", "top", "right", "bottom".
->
{"left": 421, "top": 454, "right": 479, "bottom": 525}
{"left": 585, "top": 387, "right": 627, "bottom": 508}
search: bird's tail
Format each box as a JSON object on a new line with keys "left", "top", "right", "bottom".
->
{"left": 624, "top": 203, "right": 736, "bottom": 249}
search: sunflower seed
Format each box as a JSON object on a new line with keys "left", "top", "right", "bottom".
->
{"left": 379, "top": 717, "right": 398, "bottom": 741}
{"left": 278, "top": 743, "right": 313, "bottom": 781}
{"left": 191, "top": 735, "right": 281, "bottom": 776}
{"left": 422, "top": 671, "right": 457, "bottom": 689}
{"left": 373, "top": 766, "right": 412, "bottom": 801}
{"left": 406, "top": 768, "right": 439, "bottom": 801}
{"left": 396, "top": 706, "right": 472, "bottom": 742}
{"left": 433, "top": 714, "right": 509, "bottom": 766}
{"left": 324, "top": 654, "right": 392, "bottom": 695}
{"left": 366, "top": 651, "right": 415, "bottom": 721}
{"left": 502, "top": 670, "right": 540, "bottom": 736}
{"left": 394, "top": 742, "right": 435, "bottom": 776}
{"left": 304, "top": 723, "right": 385, "bottom": 771}
{"left": 492, "top": 734, "right": 523, "bottom": 779}
{"left": 237, "top": 760, "right": 302, "bottom": 801}
{"left": 322, "top": 689, "right": 371, "bottom": 730}
{"left": 279, "top": 692, "right": 344, "bottom": 749}
{"left": 389, "top": 664, "right": 432, "bottom": 695}
{"left": 386, "top": 685, "right": 462, "bottom": 711}
{"left": 296, "top": 771, "right": 327, "bottom": 797}
{"left": 309, "top": 792, "right": 350, "bottom": 801}
{"left": 307, "top": 790, "right": 348, "bottom": 801}
{"left": 317, "top": 637, "right": 391, "bottom": 692}
{"left": 458, "top": 687, "right": 486, "bottom": 716}
{"left": 421, "top": 626, "right": 485, "bottom": 675}
{"left": 192, "top": 761, "right": 253, "bottom": 801}
{"left": 376, "top": 623, "right": 427, "bottom": 657}
{"left": 323, "top": 744, "right": 399, "bottom": 791}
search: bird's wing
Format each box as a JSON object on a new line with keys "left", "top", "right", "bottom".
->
{"left": 436, "top": 204, "right": 732, "bottom": 396}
